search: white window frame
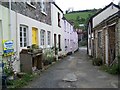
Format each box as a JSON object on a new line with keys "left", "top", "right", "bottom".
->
{"left": 47, "top": 31, "right": 51, "bottom": 45}
{"left": 41, "top": 0, "right": 47, "bottom": 15}
{"left": 20, "top": 25, "right": 28, "bottom": 47}
{"left": 40, "top": 30, "right": 45, "bottom": 46}
{"left": 26, "top": 0, "right": 36, "bottom": 9}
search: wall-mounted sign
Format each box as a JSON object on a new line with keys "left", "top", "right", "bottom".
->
{"left": 3, "top": 40, "right": 14, "bottom": 56}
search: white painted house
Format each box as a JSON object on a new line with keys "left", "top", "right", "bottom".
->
{"left": 51, "top": 2, "right": 65, "bottom": 56}
{"left": 0, "top": 1, "right": 53, "bottom": 72}
{"left": 0, "top": 1, "right": 78, "bottom": 73}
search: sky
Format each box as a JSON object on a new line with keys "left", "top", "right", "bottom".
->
{"left": 55, "top": 0, "right": 120, "bottom": 13}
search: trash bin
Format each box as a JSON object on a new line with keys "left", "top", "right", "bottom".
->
{"left": 20, "top": 49, "right": 43, "bottom": 73}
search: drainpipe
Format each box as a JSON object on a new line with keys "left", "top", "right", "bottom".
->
{"left": 9, "top": 0, "right": 11, "bottom": 40}
{"left": 16, "top": 11, "right": 19, "bottom": 57}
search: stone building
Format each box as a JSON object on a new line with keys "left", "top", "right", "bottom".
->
{"left": 87, "top": 2, "right": 120, "bottom": 65}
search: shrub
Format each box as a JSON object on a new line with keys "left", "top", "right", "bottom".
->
{"left": 7, "top": 73, "right": 35, "bottom": 88}
{"left": 100, "top": 64, "right": 119, "bottom": 75}
{"left": 92, "top": 58, "right": 103, "bottom": 66}
{"left": 79, "top": 41, "right": 87, "bottom": 46}
{"left": 43, "top": 48, "right": 54, "bottom": 66}
{"left": 31, "top": 44, "right": 39, "bottom": 49}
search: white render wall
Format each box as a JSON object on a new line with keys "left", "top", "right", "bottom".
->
{"left": 0, "top": 5, "right": 53, "bottom": 72}
{"left": 17, "top": 13, "right": 52, "bottom": 51}
{"left": 13, "top": 12, "right": 52, "bottom": 72}
{"left": 51, "top": 3, "right": 65, "bottom": 54}
{"left": 93, "top": 5, "right": 119, "bottom": 28}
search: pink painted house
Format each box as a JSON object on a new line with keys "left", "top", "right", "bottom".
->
{"left": 62, "top": 17, "right": 78, "bottom": 55}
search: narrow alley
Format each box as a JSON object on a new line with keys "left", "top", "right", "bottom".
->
{"left": 24, "top": 47, "right": 118, "bottom": 88}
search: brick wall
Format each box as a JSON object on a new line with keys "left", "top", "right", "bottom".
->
{"left": 102, "top": 28, "right": 106, "bottom": 64}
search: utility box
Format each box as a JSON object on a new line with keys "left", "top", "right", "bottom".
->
{"left": 20, "top": 49, "right": 43, "bottom": 73}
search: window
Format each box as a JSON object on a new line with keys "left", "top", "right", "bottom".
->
{"left": 26, "top": 0, "right": 36, "bottom": 9}
{"left": 98, "top": 32, "right": 102, "bottom": 48}
{"left": 40, "top": 30, "right": 45, "bottom": 45}
{"left": 65, "top": 39, "right": 67, "bottom": 51}
{"left": 68, "top": 39, "right": 69, "bottom": 47}
{"left": 47, "top": 31, "right": 51, "bottom": 45}
{"left": 89, "top": 38, "right": 91, "bottom": 49}
{"left": 41, "top": 0, "right": 47, "bottom": 15}
{"left": 58, "top": 12, "right": 61, "bottom": 27}
{"left": 65, "top": 39, "right": 67, "bottom": 46}
{"left": 64, "top": 20, "right": 66, "bottom": 31}
{"left": 67, "top": 23, "right": 69, "bottom": 33}
{"left": 20, "top": 25, "right": 28, "bottom": 47}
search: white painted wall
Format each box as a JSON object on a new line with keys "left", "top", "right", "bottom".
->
{"left": 17, "top": 13, "right": 52, "bottom": 50}
{"left": 93, "top": 5, "right": 119, "bottom": 28}
{"left": 0, "top": 5, "right": 53, "bottom": 72}
{"left": 51, "top": 3, "right": 64, "bottom": 55}
{"left": 13, "top": 13, "right": 52, "bottom": 72}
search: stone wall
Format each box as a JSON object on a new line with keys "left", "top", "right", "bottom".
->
{"left": 118, "top": 19, "right": 120, "bottom": 55}
{"left": 2, "top": 2, "right": 51, "bottom": 25}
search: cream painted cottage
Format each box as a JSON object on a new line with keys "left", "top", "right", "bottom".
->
{"left": 0, "top": 0, "right": 78, "bottom": 72}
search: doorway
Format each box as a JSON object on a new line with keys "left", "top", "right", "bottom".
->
{"left": 54, "top": 34, "right": 57, "bottom": 55}
{"left": 32, "top": 27, "right": 38, "bottom": 45}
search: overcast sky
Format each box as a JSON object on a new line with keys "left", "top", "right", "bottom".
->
{"left": 55, "top": 0, "right": 120, "bottom": 13}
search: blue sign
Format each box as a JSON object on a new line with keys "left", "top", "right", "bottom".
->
{"left": 3, "top": 40, "right": 14, "bottom": 56}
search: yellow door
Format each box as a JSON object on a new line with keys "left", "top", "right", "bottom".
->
{"left": 32, "top": 27, "right": 38, "bottom": 45}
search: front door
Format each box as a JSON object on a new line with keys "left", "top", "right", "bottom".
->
{"left": 54, "top": 34, "right": 57, "bottom": 55}
{"left": 108, "top": 25, "right": 116, "bottom": 65}
{"left": 32, "top": 27, "right": 38, "bottom": 45}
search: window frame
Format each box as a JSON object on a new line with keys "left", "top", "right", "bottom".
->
{"left": 98, "top": 31, "right": 102, "bottom": 48}
{"left": 26, "top": 0, "right": 36, "bottom": 9}
{"left": 47, "top": 31, "right": 51, "bottom": 45}
{"left": 41, "top": 0, "right": 47, "bottom": 15}
{"left": 58, "top": 12, "right": 61, "bottom": 27}
{"left": 64, "top": 20, "right": 66, "bottom": 32}
{"left": 20, "top": 25, "right": 28, "bottom": 47}
{"left": 40, "top": 30, "right": 45, "bottom": 46}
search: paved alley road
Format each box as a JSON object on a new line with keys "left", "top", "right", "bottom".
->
{"left": 25, "top": 47, "right": 118, "bottom": 88}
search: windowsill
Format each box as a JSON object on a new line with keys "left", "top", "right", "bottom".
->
{"left": 26, "top": 1, "right": 36, "bottom": 9}
{"left": 41, "top": 11, "right": 47, "bottom": 16}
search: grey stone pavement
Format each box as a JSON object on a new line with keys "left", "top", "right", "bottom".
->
{"left": 24, "top": 47, "right": 118, "bottom": 88}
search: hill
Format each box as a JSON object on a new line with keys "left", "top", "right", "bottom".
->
{"left": 64, "top": 9, "right": 99, "bottom": 29}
